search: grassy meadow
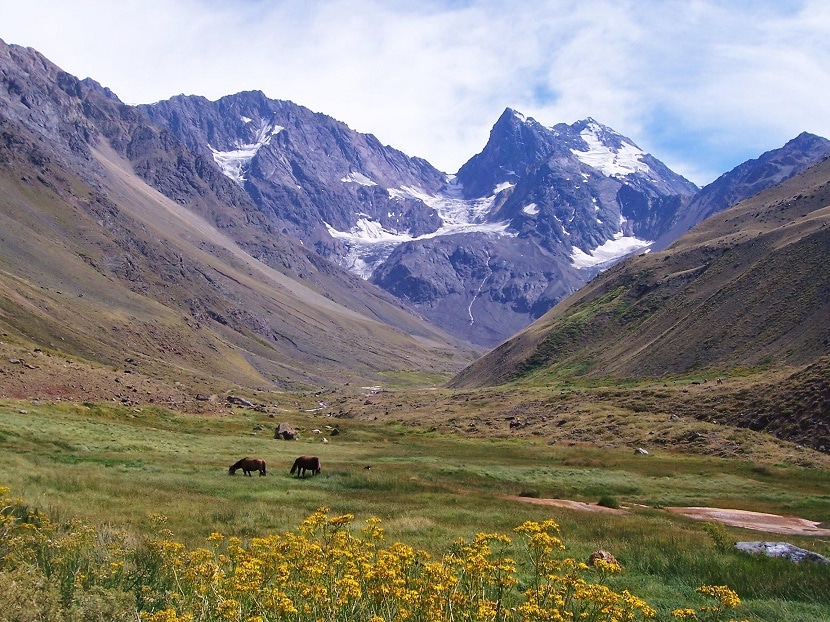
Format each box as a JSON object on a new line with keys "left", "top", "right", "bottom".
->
{"left": 1, "top": 397, "right": 829, "bottom": 620}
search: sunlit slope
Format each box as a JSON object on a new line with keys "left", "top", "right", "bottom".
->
{"left": 452, "top": 157, "right": 830, "bottom": 387}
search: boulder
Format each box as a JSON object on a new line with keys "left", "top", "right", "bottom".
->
{"left": 274, "top": 422, "right": 297, "bottom": 440}
{"left": 735, "top": 541, "right": 829, "bottom": 564}
{"left": 227, "top": 395, "right": 255, "bottom": 408}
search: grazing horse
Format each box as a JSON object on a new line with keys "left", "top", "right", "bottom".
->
{"left": 229, "top": 457, "right": 266, "bottom": 476}
{"left": 290, "top": 455, "right": 321, "bottom": 477}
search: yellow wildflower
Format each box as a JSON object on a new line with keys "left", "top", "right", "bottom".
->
{"left": 696, "top": 585, "right": 741, "bottom": 609}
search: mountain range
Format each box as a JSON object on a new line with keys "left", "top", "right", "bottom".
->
{"left": 1, "top": 37, "right": 829, "bottom": 397}
{"left": 0, "top": 39, "right": 475, "bottom": 390}
{"left": 138, "top": 93, "right": 830, "bottom": 346}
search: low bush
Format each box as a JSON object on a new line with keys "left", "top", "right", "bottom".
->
{"left": 597, "top": 495, "right": 620, "bottom": 509}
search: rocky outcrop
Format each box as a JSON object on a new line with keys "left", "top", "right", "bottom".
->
{"left": 588, "top": 550, "right": 621, "bottom": 567}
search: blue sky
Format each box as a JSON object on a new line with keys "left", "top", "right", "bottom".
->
{"left": 2, "top": 0, "right": 828, "bottom": 185}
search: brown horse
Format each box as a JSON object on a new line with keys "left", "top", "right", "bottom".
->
{"left": 229, "top": 457, "right": 266, "bottom": 476}
{"left": 290, "top": 456, "right": 321, "bottom": 477}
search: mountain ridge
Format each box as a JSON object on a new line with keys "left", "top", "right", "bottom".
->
{"left": 0, "top": 38, "right": 476, "bottom": 390}
{"left": 143, "top": 90, "right": 829, "bottom": 347}
{"left": 142, "top": 93, "right": 721, "bottom": 345}
{"left": 450, "top": 155, "right": 830, "bottom": 389}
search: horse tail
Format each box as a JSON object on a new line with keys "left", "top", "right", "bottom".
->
{"left": 260, "top": 460, "right": 267, "bottom": 476}
{"left": 290, "top": 459, "right": 298, "bottom": 474}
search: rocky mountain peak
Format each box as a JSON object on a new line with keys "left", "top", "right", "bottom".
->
{"left": 455, "top": 107, "right": 559, "bottom": 199}
{"left": 651, "top": 131, "right": 830, "bottom": 250}
{"left": 787, "top": 130, "right": 830, "bottom": 151}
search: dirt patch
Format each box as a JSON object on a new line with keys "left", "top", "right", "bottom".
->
{"left": 506, "top": 496, "right": 628, "bottom": 514}
{"left": 666, "top": 507, "right": 830, "bottom": 537}
{"left": 508, "top": 497, "right": 830, "bottom": 537}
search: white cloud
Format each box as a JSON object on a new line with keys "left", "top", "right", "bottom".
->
{"left": 2, "top": 0, "right": 828, "bottom": 184}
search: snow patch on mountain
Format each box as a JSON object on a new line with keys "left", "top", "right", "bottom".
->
{"left": 210, "top": 120, "right": 284, "bottom": 184}
{"left": 326, "top": 181, "right": 515, "bottom": 278}
{"left": 572, "top": 123, "right": 650, "bottom": 179}
{"left": 341, "top": 172, "right": 378, "bottom": 186}
{"left": 522, "top": 203, "right": 539, "bottom": 216}
{"left": 570, "top": 232, "right": 651, "bottom": 269}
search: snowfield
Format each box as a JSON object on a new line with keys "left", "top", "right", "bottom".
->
{"left": 572, "top": 121, "right": 651, "bottom": 179}
{"left": 326, "top": 179, "right": 515, "bottom": 278}
{"left": 209, "top": 120, "right": 284, "bottom": 184}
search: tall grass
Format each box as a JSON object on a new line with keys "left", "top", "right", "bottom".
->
{"left": 1, "top": 399, "right": 829, "bottom": 620}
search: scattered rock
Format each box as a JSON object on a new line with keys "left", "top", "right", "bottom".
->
{"left": 227, "top": 395, "right": 255, "bottom": 408}
{"left": 634, "top": 447, "right": 649, "bottom": 455}
{"left": 274, "top": 422, "right": 297, "bottom": 440}
{"left": 735, "top": 541, "right": 829, "bottom": 564}
{"left": 588, "top": 550, "right": 620, "bottom": 567}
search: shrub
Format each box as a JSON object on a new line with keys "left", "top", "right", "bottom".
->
{"left": 702, "top": 521, "right": 734, "bottom": 553}
{"left": 598, "top": 495, "right": 620, "bottom": 509}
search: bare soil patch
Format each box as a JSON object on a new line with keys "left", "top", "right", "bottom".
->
{"left": 506, "top": 496, "right": 628, "bottom": 514}
{"left": 666, "top": 507, "right": 830, "bottom": 537}
{"left": 509, "top": 496, "right": 830, "bottom": 537}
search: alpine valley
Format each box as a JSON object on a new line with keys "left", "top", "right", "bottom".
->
{"left": 0, "top": 37, "right": 828, "bottom": 452}
{"left": 2, "top": 35, "right": 830, "bottom": 622}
